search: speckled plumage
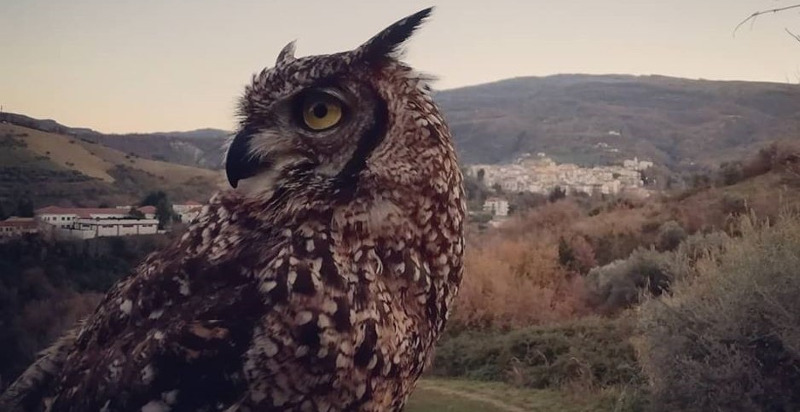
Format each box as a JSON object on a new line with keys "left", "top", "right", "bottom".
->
{"left": 0, "top": 8, "right": 464, "bottom": 412}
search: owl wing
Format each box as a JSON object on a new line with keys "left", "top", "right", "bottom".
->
{"left": 0, "top": 326, "right": 81, "bottom": 412}
{"left": 43, "top": 250, "right": 268, "bottom": 412}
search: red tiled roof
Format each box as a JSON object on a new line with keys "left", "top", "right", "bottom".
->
{"left": 138, "top": 205, "right": 157, "bottom": 214}
{"left": 0, "top": 218, "right": 38, "bottom": 229}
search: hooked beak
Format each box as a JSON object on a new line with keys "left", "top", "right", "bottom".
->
{"left": 225, "top": 128, "right": 262, "bottom": 189}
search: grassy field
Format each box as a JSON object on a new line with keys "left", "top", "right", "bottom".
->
{"left": 406, "top": 379, "right": 639, "bottom": 412}
{"left": 0, "top": 123, "right": 223, "bottom": 206}
{"left": 1, "top": 123, "right": 222, "bottom": 186}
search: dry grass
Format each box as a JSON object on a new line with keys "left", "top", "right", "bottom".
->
{"left": 5, "top": 124, "right": 115, "bottom": 182}
{"left": 3, "top": 124, "right": 222, "bottom": 188}
{"left": 453, "top": 201, "right": 593, "bottom": 330}
{"left": 454, "top": 236, "right": 587, "bottom": 329}
{"left": 81, "top": 138, "right": 221, "bottom": 185}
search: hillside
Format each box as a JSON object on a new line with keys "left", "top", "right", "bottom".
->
{"left": 0, "top": 112, "right": 230, "bottom": 169}
{"left": 437, "top": 74, "right": 800, "bottom": 169}
{"left": 0, "top": 123, "right": 223, "bottom": 208}
{"left": 4, "top": 74, "right": 800, "bottom": 173}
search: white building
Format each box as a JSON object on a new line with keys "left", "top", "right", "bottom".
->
{"left": 173, "top": 201, "right": 203, "bottom": 223}
{"left": 470, "top": 153, "right": 651, "bottom": 197}
{"left": 35, "top": 206, "right": 160, "bottom": 239}
{"left": 60, "top": 218, "right": 159, "bottom": 239}
{"left": 36, "top": 206, "right": 127, "bottom": 228}
{"left": 623, "top": 157, "right": 654, "bottom": 171}
{"left": 0, "top": 217, "right": 39, "bottom": 238}
{"left": 483, "top": 197, "right": 509, "bottom": 217}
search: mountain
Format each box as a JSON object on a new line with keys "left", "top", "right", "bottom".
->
{"left": 5, "top": 74, "right": 800, "bottom": 173}
{"left": 437, "top": 74, "right": 800, "bottom": 169}
{"left": 0, "top": 122, "right": 223, "bottom": 208}
{"left": 0, "top": 112, "right": 230, "bottom": 169}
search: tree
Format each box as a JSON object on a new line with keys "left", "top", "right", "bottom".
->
{"left": 548, "top": 186, "right": 566, "bottom": 202}
{"left": 16, "top": 198, "right": 34, "bottom": 217}
{"left": 140, "top": 191, "right": 176, "bottom": 229}
{"left": 0, "top": 202, "right": 7, "bottom": 220}
{"left": 476, "top": 168, "right": 485, "bottom": 183}
{"left": 128, "top": 208, "right": 145, "bottom": 219}
{"left": 736, "top": 4, "right": 800, "bottom": 40}
{"left": 557, "top": 237, "right": 575, "bottom": 269}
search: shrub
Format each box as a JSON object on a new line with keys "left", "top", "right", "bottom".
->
{"left": 431, "top": 317, "right": 643, "bottom": 390}
{"left": 558, "top": 235, "right": 597, "bottom": 275}
{"left": 584, "top": 248, "right": 677, "bottom": 313}
{"left": 720, "top": 193, "right": 747, "bottom": 216}
{"left": 674, "top": 230, "right": 730, "bottom": 263}
{"left": 637, "top": 214, "right": 800, "bottom": 412}
{"left": 0, "top": 234, "right": 169, "bottom": 382}
{"left": 451, "top": 236, "right": 587, "bottom": 330}
{"left": 717, "top": 161, "right": 744, "bottom": 186}
{"left": 656, "top": 220, "right": 686, "bottom": 251}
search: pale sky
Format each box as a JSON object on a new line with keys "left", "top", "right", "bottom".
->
{"left": 2, "top": 0, "right": 800, "bottom": 133}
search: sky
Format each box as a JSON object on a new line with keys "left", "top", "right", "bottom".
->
{"left": 1, "top": 0, "right": 800, "bottom": 133}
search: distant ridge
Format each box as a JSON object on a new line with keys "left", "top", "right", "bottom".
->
{"left": 436, "top": 74, "right": 800, "bottom": 169}
{"left": 0, "top": 112, "right": 230, "bottom": 139}
{"left": 6, "top": 73, "right": 800, "bottom": 172}
{"left": 0, "top": 122, "right": 222, "bottom": 207}
{"left": 0, "top": 112, "right": 230, "bottom": 169}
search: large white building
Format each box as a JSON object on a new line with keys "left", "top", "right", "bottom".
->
{"left": 35, "top": 206, "right": 159, "bottom": 239}
{"left": 61, "top": 218, "right": 159, "bottom": 239}
{"left": 173, "top": 201, "right": 203, "bottom": 223}
{"left": 483, "top": 197, "right": 509, "bottom": 217}
{"left": 0, "top": 217, "right": 39, "bottom": 239}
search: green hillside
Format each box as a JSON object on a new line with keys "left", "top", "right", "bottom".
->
{"left": 0, "top": 123, "right": 223, "bottom": 209}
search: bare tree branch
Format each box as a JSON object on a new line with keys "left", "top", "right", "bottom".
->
{"left": 734, "top": 4, "right": 800, "bottom": 36}
{"left": 785, "top": 27, "right": 800, "bottom": 44}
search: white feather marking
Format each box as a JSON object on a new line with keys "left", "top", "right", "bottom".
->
{"left": 148, "top": 308, "right": 164, "bottom": 320}
{"left": 162, "top": 390, "right": 179, "bottom": 405}
{"left": 119, "top": 300, "right": 133, "bottom": 315}
{"left": 141, "top": 400, "right": 171, "bottom": 412}
{"left": 141, "top": 364, "right": 156, "bottom": 384}
{"left": 295, "top": 311, "right": 313, "bottom": 325}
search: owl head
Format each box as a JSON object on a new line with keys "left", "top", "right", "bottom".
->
{"left": 225, "top": 8, "right": 444, "bottom": 200}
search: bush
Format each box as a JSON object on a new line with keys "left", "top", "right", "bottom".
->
{"left": 656, "top": 220, "right": 686, "bottom": 251}
{"left": 451, "top": 236, "right": 586, "bottom": 330}
{"left": 717, "top": 161, "right": 744, "bottom": 186}
{"left": 584, "top": 248, "right": 677, "bottom": 313}
{"left": 431, "top": 317, "right": 643, "bottom": 390}
{"left": 0, "top": 234, "right": 169, "bottom": 383}
{"left": 674, "top": 230, "right": 730, "bottom": 263}
{"left": 721, "top": 193, "right": 747, "bottom": 216}
{"left": 558, "top": 235, "right": 597, "bottom": 275}
{"left": 637, "top": 215, "right": 800, "bottom": 412}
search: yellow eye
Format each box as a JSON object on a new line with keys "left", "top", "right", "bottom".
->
{"left": 302, "top": 94, "right": 343, "bottom": 131}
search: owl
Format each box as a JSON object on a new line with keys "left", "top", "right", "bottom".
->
{"left": 0, "top": 7, "right": 465, "bottom": 412}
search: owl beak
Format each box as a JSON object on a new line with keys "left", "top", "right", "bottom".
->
{"left": 225, "top": 128, "right": 261, "bottom": 189}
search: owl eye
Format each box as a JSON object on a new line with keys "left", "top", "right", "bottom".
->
{"left": 301, "top": 92, "right": 344, "bottom": 131}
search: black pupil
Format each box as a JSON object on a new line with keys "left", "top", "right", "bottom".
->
{"left": 312, "top": 103, "right": 328, "bottom": 118}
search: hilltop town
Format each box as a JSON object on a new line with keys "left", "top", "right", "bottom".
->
{"left": 469, "top": 153, "right": 653, "bottom": 198}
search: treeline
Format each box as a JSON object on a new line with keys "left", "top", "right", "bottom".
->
{"left": 0, "top": 234, "right": 170, "bottom": 387}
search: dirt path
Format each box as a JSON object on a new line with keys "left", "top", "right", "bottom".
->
{"left": 416, "top": 381, "right": 529, "bottom": 412}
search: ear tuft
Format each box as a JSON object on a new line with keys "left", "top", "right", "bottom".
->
{"left": 356, "top": 7, "right": 433, "bottom": 62}
{"left": 276, "top": 40, "right": 297, "bottom": 65}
